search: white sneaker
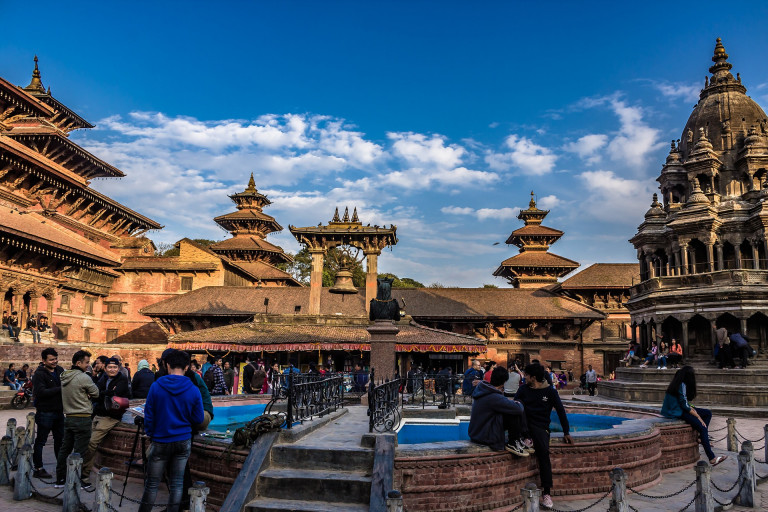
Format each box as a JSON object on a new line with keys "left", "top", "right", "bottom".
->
{"left": 541, "top": 494, "right": 553, "bottom": 508}
{"left": 662, "top": 366, "right": 667, "bottom": 369}
{"left": 505, "top": 442, "right": 527, "bottom": 457}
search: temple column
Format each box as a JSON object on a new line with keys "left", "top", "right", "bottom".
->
{"left": 680, "top": 245, "right": 689, "bottom": 275}
{"left": 308, "top": 249, "right": 325, "bottom": 316}
{"left": 12, "top": 292, "right": 24, "bottom": 325}
{"left": 365, "top": 251, "right": 380, "bottom": 315}
{"left": 681, "top": 321, "right": 689, "bottom": 357}
{"left": 716, "top": 243, "right": 724, "bottom": 271}
{"left": 29, "top": 292, "right": 40, "bottom": 320}
{"left": 645, "top": 254, "right": 655, "bottom": 278}
{"left": 46, "top": 292, "right": 55, "bottom": 321}
{"left": 763, "top": 238, "right": 768, "bottom": 269}
{"left": 740, "top": 317, "right": 748, "bottom": 336}
{"left": 666, "top": 252, "right": 672, "bottom": 276}
{"left": 631, "top": 324, "right": 637, "bottom": 344}
{"left": 752, "top": 242, "right": 760, "bottom": 270}
{"left": 707, "top": 243, "right": 715, "bottom": 272}
{"left": 734, "top": 244, "right": 742, "bottom": 269}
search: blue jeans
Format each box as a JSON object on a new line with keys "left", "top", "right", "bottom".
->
{"left": 33, "top": 410, "right": 65, "bottom": 470}
{"left": 7, "top": 381, "right": 21, "bottom": 390}
{"left": 27, "top": 329, "right": 41, "bottom": 343}
{"left": 681, "top": 407, "right": 714, "bottom": 461}
{"left": 139, "top": 439, "right": 192, "bottom": 512}
{"left": 656, "top": 356, "right": 667, "bottom": 368}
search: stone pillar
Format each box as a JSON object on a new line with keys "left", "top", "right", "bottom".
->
{"left": 655, "top": 322, "right": 663, "bottom": 344}
{"left": 308, "top": 249, "right": 325, "bottom": 316}
{"left": 365, "top": 251, "right": 380, "bottom": 315}
{"left": 631, "top": 324, "right": 637, "bottom": 344}
{"left": 734, "top": 244, "right": 742, "bottom": 269}
{"left": 367, "top": 320, "right": 399, "bottom": 380}
{"left": 716, "top": 243, "right": 724, "bottom": 271}
{"left": 706, "top": 244, "right": 715, "bottom": 273}
{"left": 12, "top": 293, "right": 24, "bottom": 329}
{"left": 681, "top": 246, "right": 689, "bottom": 275}
{"left": 694, "top": 461, "right": 715, "bottom": 512}
{"left": 666, "top": 252, "right": 672, "bottom": 276}
{"left": 681, "top": 321, "right": 690, "bottom": 358}
{"left": 740, "top": 317, "right": 748, "bottom": 336}
{"left": 752, "top": 243, "right": 760, "bottom": 270}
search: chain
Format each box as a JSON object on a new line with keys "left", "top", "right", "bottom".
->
{"left": 711, "top": 468, "right": 742, "bottom": 493}
{"left": 627, "top": 479, "right": 695, "bottom": 499}
{"left": 711, "top": 434, "right": 728, "bottom": 443}
{"left": 109, "top": 487, "right": 174, "bottom": 508}
{"left": 105, "top": 502, "right": 118, "bottom": 512}
{"left": 27, "top": 471, "right": 65, "bottom": 499}
{"left": 508, "top": 502, "right": 523, "bottom": 511}
{"left": 628, "top": 504, "right": 640, "bottom": 512}
{"left": 713, "top": 474, "right": 748, "bottom": 507}
{"left": 734, "top": 428, "right": 766, "bottom": 443}
{"left": 550, "top": 486, "right": 613, "bottom": 512}
{"left": 708, "top": 425, "right": 727, "bottom": 433}
{"left": 675, "top": 490, "right": 699, "bottom": 512}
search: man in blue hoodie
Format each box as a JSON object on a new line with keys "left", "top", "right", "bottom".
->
{"left": 140, "top": 349, "right": 203, "bottom": 512}
{"left": 468, "top": 366, "right": 528, "bottom": 456}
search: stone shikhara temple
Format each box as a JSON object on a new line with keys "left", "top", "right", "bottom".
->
{"left": 628, "top": 38, "right": 768, "bottom": 357}
{"left": 0, "top": 55, "right": 647, "bottom": 377}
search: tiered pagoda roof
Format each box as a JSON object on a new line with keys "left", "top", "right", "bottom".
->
{"left": 289, "top": 206, "right": 398, "bottom": 253}
{"left": 210, "top": 174, "right": 294, "bottom": 268}
{"left": 493, "top": 192, "right": 579, "bottom": 288}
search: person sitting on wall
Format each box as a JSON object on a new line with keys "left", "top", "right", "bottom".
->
{"left": 5, "top": 311, "right": 19, "bottom": 340}
{"left": 619, "top": 343, "right": 637, "bottom": 366}
{"left": 26, "top": 314, "right": 41, "bottom": 343}
{"left": 16, "top": 363, "right": 30, "bottom": 384}
{"left": 667, "top": 339, "right": 684, "bottom": 369}
{"left": 656, "top": 341, "right": 669, "bottom": 369}
{"left": 38, "top": 315, "right": 49, "bottom": 333}
{"left": 639, "top": 341, "right": 658, "bottom": 368}
{"left": 4, "top": 363, "right": 22, "bottom": 390}
{"left": 661, "top": 366, "right": 726, "bottom": 466}
{"left": 468, "top": 366, "right": 530, "bottom": 458}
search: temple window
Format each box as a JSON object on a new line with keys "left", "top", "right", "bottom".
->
{"left": 105, "top": 302, "right": 123, "bottom": 314}
{"left": 84, "top": 297, "right": 95, "bottom": 315}
{"left": 105, "top": 329, "right": 118, "bottom": 342}
{"left": 83, "top": 327, "right": 92, "bottom": 342}
{"left": 59, "top": 294, "right": 71, "bottom": 312}
{"left": 56, "top": 323, "right": 70, "bottom": 341}
{"left": 181, "top": 276, "right": 193, "bottom": 291}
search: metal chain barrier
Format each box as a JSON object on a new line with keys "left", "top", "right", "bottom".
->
{"left": 508, "top": 501, "right": 523, "bottom": 512}
{"left": 711, "top": 467, "right": 743, "bottom": 493}
{"left": 626, "top": 479, "right": 695, "bottom": 499}
{"left": 674, "top": 491, "right": 699, "bottom": 512}
{"left": 109, "top": 486, "right": 174, "bottom": 509}
{"left": 710, "top": 434, "right": 728, "bottom": 443}
{"left": 550, "top": 485, "right": 613, "bottom": 512}
{"left": 27, "top": 470, "right": 65, "bottom": 499}
{"left": 713, "top": 473, "right": 748, "bottom": 507}
{"left": 734, "top": 427, "right": 766, "bottom": 444}
{"left": 708, "top": 425, "right": 727, "bottom": 433}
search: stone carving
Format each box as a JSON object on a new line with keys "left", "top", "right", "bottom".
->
{"left": 369, "top": 277, "right": 401, "bottom": 321}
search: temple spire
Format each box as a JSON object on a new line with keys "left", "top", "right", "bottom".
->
{"left": 24, "top": 55, "right": 45, "bottom": 93}
{"left": 709, "top": 37, "right": 733, "bottom": 80}
{"left": 245, "top": 172, "right": 257, "bottom": 193}
{"left": 332, "top": 207, "right": 341, "bottom": 223}
{"left": 342, "top": 207, "right": 350, "bottom": 222}
{"left": 528, "top": 191, "right": 537, "bottom": 209}
{"left": 351, "top": 207, "right": 359, "bottom": 223}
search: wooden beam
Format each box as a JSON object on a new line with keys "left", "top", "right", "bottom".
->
{"left": 49, "top": 190, "right": 72, "bottom": 211}
{"left": 65, "top": 197, "right": 86, "bottom": 216}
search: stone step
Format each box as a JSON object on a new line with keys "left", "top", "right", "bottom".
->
{"left": 270, "top": 444, "right": 373, "bottom": 473}
{"left": 245, "top": 498, "right": 369, "bottom": 512}
{"left": 614, "top": 367, "right": 768, "bottom": 385}
{"left": 256, "top": 468, "right": 371, "bottom": 503}
{"left": 600, "top": 380, "right": 768, "bottom": 408}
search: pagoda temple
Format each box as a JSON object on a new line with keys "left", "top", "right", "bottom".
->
{"left": 627, "top": 39, "right": 768, "bottom": 358}
{"left": 493, "top": 192, "right": 579, "bottom": 288}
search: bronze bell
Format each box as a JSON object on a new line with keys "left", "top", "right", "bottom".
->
{"left": 329, "top": 267, "right": 358, "bottom": 294}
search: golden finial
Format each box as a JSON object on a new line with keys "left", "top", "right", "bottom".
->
{"left": 245, "top": 172, "right": 257, "bottom": 192}
{"left": 342, "top": 207, "right": 350, "bottom": 222}
{"left": 24, "top": 55, "right": 45, "bottom": 93}
{"left": 351, "top": 207, "right": 359, "bottom": 223}
{"left": 528, "top": 191, "right": 537, "bottom": 209}
{"left": 331, "top": 207, "right": 341, "bottom": 223}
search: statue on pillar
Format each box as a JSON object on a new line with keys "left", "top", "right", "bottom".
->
{"left": 369, "top": 278, "right": 401, "bottom": 321}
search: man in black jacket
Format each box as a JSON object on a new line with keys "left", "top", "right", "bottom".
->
{"left": 468, "top": 366, "right": 528, "bottom": 456}
{"left": 82, "top": 357, "right": 130, "bottom": 481}
{"left": 32, "top": 348, "right": 65, "bottom": 479}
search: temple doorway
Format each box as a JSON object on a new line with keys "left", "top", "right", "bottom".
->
{"left": 715, "top": 313, "right": 740, "bottom": 334}
{"left": 747, "top": 313, "right": 768, "bottom": 354}
{"left": 687, "top": 315, "right": 712, "bottom": 355}
{"left": 661, "top": 316, "right": 683, "bottom": 344}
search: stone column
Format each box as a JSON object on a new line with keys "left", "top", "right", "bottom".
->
{"left": 631, "top": 324, "right": 637, "bottom": 344}
{"left": 308, "top": 249, "right": 325, "bottom": 316}
{"left": 645, "top": 254, "right": 655, "bottom": 278}
{"left": 29, "top": 292, "right": 40, "bottom": 318}
{"left": 681, "top": 245, "right": 689, "bottom": 275}
{"left": 681, "top": 321, "right": 690, "bottom": 357}
{"left": 734, "top": 244, "right": 742, "bottom": 269}
{"left": 752, "top": 243, "right": 760, "bottom": 270}
{"left": 365, "top": 251, "right": 380, "bottom": 315}
{"left": 716, "top": 243, "right": 724, "bottom": 271}
{"left": 13, "top": 293, "right": 25, "bottom": 332}
{"left": 740, "top": 317, "right": 748, "bottom": 336}
{"left": 46, "top": 292, "right": 55, "bottom": 320}
{"left": 707, "top": 243, "right": 715, "bottom": 272}
{"left": 763, "top": 239, "right": 768, "bottom": 269}
{"left": 367, "top": 320, "right": 399, "bottom": 380}
{"left": 665, "top": 252, "right": 672, "bottom": 276}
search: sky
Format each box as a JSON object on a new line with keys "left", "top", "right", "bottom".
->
{"left": 3, "top": 1, "right": 768, "bottom": 286}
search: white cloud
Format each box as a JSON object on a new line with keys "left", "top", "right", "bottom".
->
{"left": 606, "top": 99, "right": 663, "bottom": 170}
{"left": 578, "top": 170, "right": 655, "bottom": 223}
{"left": 388, "top": 132, "right": 464, "bottom": 169}
{"left": 485, "top": 134, "right": 557, "bottom": 175}
{"left": 538, "top": 195, "right": 560, "bottom": 209}
{"left": 654, "top": 82, "right": 701, "bottom": 103}
{"left": 563, "top": 134, "right": 608, "bottom": 164}
{"left": 442, "top": 205, "right": 520, "bottom": 221}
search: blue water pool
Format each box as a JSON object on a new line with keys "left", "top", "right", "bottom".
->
{"left": 397, "top": 411, "right": 629, "bottom": 444}
{"left": 208, "top": 403, "right": 267, "bottom": 432}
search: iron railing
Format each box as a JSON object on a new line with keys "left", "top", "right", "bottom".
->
{"left": 285, "top": 371, "right": 344, "bottom": 429}
{"left": 368, "top": 368, "right": 403, "bottom": 433}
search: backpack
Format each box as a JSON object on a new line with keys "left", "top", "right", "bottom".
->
{"left": 203, "top": 367, "right": 216, "bottom": 392}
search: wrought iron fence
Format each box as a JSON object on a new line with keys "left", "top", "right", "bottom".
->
{"left": 368, "top": 368, "right": 402, "bottom": 433}
{"left": 285, "top": 372, "right": 344, "bottom": 429}
{"left": 403, "top": 372, "right": 474, "bottom": 408}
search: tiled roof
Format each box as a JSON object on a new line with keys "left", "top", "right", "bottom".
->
{"left": 226, "top": 260, "right": 299, "bottom": 283}
{"left": 560, "top": 263, "right": 640, "bottom": 289}
{"left": 214, "top": 209, "right": 282, "bottom": 224}
{"left": 210, "top": 236, "right": 287, "bottom": 254}
{"left": 141, "top": 286, "right": 366, "bottom": 317}
{"left": 497, "top": 251, "right": 580, "bottom": 268}
{"left": 0, "top": 204, "right": 120, "bottom": 265}
{"left": 0, "top": 77, "right": 54, "bottom": 117}
{"left": 508, "top": 224, "right": 563, "bottom": 238}
{"left": 168, "top": 320, "right": 485, "bottom": 348}
{"left": 392, "top": 288, "right": 604, "bottom": 320}
{"left": 119, "top": 257, "right": 219, "bottom": 272}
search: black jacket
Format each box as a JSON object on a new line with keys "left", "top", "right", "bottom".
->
{"left": 32, "top": 364, "right": 64, "bottom": 412}
{"left": 468, "top": 381, "right": 524, "bottom": 451}
{"left": 94, "top": 371, "right": 131, "bottom": 419}
{"left": 131, "top": 368, "right": 155, "bottom": 399}
{"left": 514, "top": 384, "right": 570, "bottom": 433}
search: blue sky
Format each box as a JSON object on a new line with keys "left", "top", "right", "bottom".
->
{"left": 3, "top": 1, "right": 768, "bottom": 286}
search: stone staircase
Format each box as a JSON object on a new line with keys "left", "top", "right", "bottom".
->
{"left": 245, "top": 443, "right": 373, "bottom": 511}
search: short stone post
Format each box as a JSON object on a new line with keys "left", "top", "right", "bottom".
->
{"left": 24, "top": 413, "right": 35, "bottom": 447}
{"left": 93, "top": 467, "right": 113, "bottom": 512}
{"left": 610, "top": 468, "right": 629, "bottom": 512}
{"left": 521, "top": 482, "right": 541, "bottom": 512}
{"left": 386, "top": 490, "right": 404, "bottom": 512}
{"left": 12, "top": 427, "right": 25, "bottom": 469}
{"left": 6, "top": 419, "right": 16, "bottom": 453}
{"left": 189, "top": 481, "right": 209, "bottom": 512}
{"left": 62, "top": 453, "right": 83, "bottom": 512}
{"left": 736, "top": 441, "right": 755, "bottom": 507}
{"left": 0, "top": 436, "right": 11, "bottom": 485}
{"left": 12, "top": 444, "right": 31, "bottom": 501}
{"left": 694, "top": 460, "right": 715, "bottom": 512}
{"left": 764, "top": 424, "right": 768, "bottom": 463}
{"left": 726, "top": 418, "right": 738, "bottom": 452}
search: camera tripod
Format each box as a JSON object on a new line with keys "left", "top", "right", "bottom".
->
{"left": 120, "top": 416, "right": 147, "bottom": 507}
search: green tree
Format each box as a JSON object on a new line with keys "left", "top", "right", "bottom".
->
{"left": 482, "top": 284, "right": 499, "bottom": 288}
{"left": 378, "top": 273, "right": 425, "bottom": 288}
{"left": 285, "top": 247, "right": 365, "bottom": 287}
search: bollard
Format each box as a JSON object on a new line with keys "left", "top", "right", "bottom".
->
{"left": 764, "top": 424, "right": 768, "bottom": 464}
{"left": 189, "top": 481, "right": 209, "bottom": 512}
{"left": 521, "top": 482, "right": 541, "bottom": 512}
{"left": 726, "top": 418, "right": 738, "bottom": 452}
{"left": 62, "top": 453, "right": 83, "bottom": 512}
{"left": 386, "top": 490, "right": 404, "bottom": 512}
{"left": 0, "top": 436, "right": 11, "bottom": 485}
{"left": 736, "top": 441, "right": 755, "bottom": 507}
{"left": 93, "top": 467, "right": 113, "bottom": 512}
{"left": 12, "top": 427, "right": 25, "bottom": 469}
{"left": 694, "top": 460, "right": 715, "bottom": 512}
{"left": 24, "top": 413, "right": 35, "bottom": 447}
{"left": 609, "top": 468, "right": 629, "bottom": 512}
{"left": 12, "top": 444, "right": 31, "bottom": 501}
{"left": 6, "top": 419, "right": 16, "bottom": 454}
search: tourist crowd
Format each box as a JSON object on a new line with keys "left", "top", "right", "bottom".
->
{"left": 2, "top": 310, "right": 49, "bottom": 343}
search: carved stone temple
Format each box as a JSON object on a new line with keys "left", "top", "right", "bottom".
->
{"left": 627, "top": 38, "right": 768, "bottom": 357}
